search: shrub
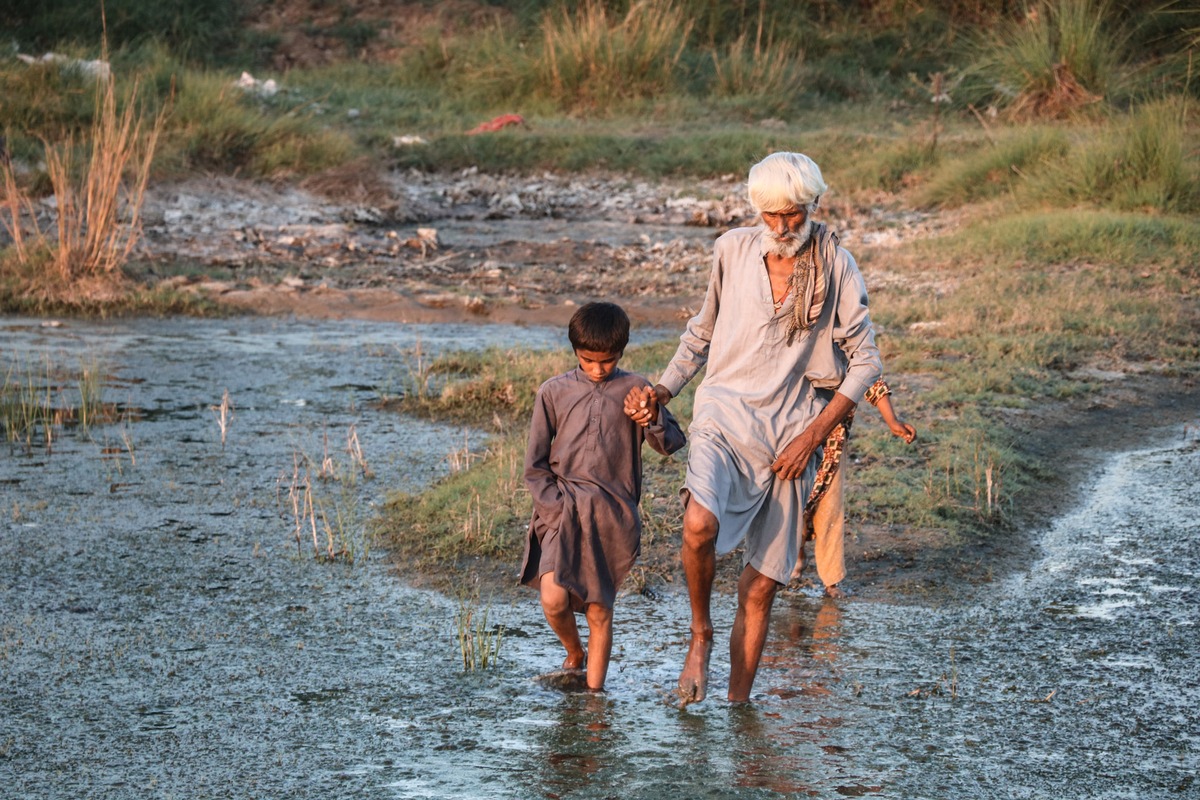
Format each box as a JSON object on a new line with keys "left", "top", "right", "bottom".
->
{"left": 160, "top": 72, "right": 355, "bottom": 177}
{"left": 7, "top": 0, "right": 260, "bottom": 67}
{"left": 709, "top": 32, "right": 805, "bottom": 110}
{"left": 0, "top": 53, "right": 102, "bottom": 138}
{"left": 964, "top": 0, "right": 1129, "bottom": 118}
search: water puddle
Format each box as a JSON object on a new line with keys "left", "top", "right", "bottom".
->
{"left": 2, "top": 316, "right": 1196, "bottom": 798}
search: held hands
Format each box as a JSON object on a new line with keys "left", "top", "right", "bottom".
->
{"left": 651, "top": 384, "right": 672, "bottom": 407}
{"left": 624, "top": 385, "right": 660, "bottom": 428}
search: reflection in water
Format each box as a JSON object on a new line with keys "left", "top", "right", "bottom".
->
{"left": 526, "top": 692, "right": 611, "bottom": 797}
{"left": 767, "top": 598, "right": 845, "bottom": 706}
{"left": 741, "top": 598, "right": 853, "bottom": 796}
{"left": 729, "top": 704, "right": 814, "bottom": 796}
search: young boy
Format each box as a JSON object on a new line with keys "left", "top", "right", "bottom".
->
{"left": 789, "top": 377, "right": 917, "bottom": 597}
{"left": 520, "top": 302, "right": 686, "bottom": 692}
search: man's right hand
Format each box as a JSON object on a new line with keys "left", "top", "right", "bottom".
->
{"left": 653, "top": 384, "right": 673, "bottom": 406}
{"left": 770, "top": 430, "right": 820, "bottom": 481}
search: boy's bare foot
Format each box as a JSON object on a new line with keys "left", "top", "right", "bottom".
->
{"left": 676, "top": 634, "right": 713, "bottom": 707}
{"left": 823, "top": 583, "right": 846, "bottom": 599}
{"left": 562, "top": 649, "right": 587, "bottom": 672}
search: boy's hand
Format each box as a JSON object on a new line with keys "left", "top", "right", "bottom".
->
{"left": 890, "top": 420, "right": 917, "bottom": 444}
{"left": 624, "top": 385, "right": 658, "bottom": 427}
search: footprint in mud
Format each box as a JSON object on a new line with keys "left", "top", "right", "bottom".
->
{"left": 532, "top": 668, "right": 589, "bottom": 693}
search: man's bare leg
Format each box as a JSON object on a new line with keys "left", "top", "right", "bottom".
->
{"left": 728, "top": 565, "right": 780, "bottom": 702}
{"left": 678, "top": 499, "right": 718, "bottom": 705}
{"left": 539, "top": 572, "right": 586, "bottom": 670}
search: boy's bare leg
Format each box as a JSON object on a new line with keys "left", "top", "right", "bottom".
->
{"left": 678, "top": 499, "right": 718, "bottom": 704}
{"left": 728, "top": 564, "right": 780, "bottom": 702}
{"left": 539, "top": 572, "right": 586, "bottom": 670}
{"left": 583, "top": 603, "right": 613, "bottom": 691}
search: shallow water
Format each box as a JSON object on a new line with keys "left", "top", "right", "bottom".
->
{"left": 2, "top": 317, "right": 1197, "bottom": 799}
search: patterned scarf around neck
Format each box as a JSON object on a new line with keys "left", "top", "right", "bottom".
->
{"left": 783, "top": 222, "right": 831, "bottom": 344}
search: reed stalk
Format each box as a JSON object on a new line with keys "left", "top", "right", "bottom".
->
{"left": 210, "top": 388, "right": 232, "bottom": 448}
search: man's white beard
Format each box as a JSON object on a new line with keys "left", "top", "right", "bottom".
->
{"left": 762, "top": 218, "right": 814, "bottom": 258}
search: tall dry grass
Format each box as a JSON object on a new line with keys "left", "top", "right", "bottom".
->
{"left": 1, "top": 67, "right": 163, "bottom": 302}
{"left": 539, "top": 0, "right": 693, "bottom": 110}
{"left": 709, "top": 31, "right": 805, "bottom": 106}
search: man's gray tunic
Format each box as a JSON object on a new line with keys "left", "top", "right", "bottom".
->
{"left": 658, "top": 224, "right": 882, "bottom": 583}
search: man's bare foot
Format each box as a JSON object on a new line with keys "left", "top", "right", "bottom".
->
{"left": 562, "top": 649, "right": 587, "bottom": 671}
{"left": 677, "top": 634, "right": 713, "bottom": 707}
{"left": 824, "top": 583, "right": 846, "bottom": 599}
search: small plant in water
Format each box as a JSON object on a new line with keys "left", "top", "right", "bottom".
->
{"left": 346, "top": 423, "right": 372, "bottom": 479}
{"left": 445, "top": 430, "right": 476, "bottom": 473}
{"left": 280, "top": 434, "right": 375, "bottom": 563}
{"left": 281, "top": 451, "right": 321, "bottom": 558}
{"left": 210, "top": 389, "right": 233, "bottom": 448}
{"left": 454, "top": 587, "right": 504, "bottom": 672}
{"left": 397, "top": 340, "right": 434, "bottom": 401}
{"left": 2, "top": 354, "right": 59, "bottom": 450}
{"left": 75, "top": 355, "right": 105, "bottom": 432}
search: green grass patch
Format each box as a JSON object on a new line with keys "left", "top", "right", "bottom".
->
{"left": 1023, "top": 99, "right": 1199, "bottom": 213}
{"left": 157, "top": 71, "right": 356, "bottom": 178}
{"left": 379, "top": 431, "right": 529, "bottom": 563}
{"left": 918, "top": 126, "right": 1070, "bottom": 207}
{"left": 919, "top": 209, "right": 1200, "bottom": 268}
{"left": 375, "top": 337, "right": 695, "bottom": 565}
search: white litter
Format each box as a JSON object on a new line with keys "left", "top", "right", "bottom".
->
{"left": 17, "top": 52, "right": 111, "bottom": 81}
{"left": 233, "top": 71, "right": 278, "bottom": 98}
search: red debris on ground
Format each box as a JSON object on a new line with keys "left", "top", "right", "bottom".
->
{"left": 466, "top": 113, "right": 525, "bottom": 135}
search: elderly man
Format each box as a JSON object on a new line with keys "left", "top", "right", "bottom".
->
{"left": 649, "top": 151, "right": 881, "bottom": 704}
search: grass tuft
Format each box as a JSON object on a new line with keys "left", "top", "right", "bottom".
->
{"left": 1025, "top": 97, "right": 1199, "bottom": 213}
{"left": 539, "top": 0, "right": 693, "bottom": 112}
{"left": 965, "top": 0, "right": 1128, "bottom": 118}
{"left": 1, "top": 62, "right": 163, "bottom": 306}
{"left": 454, "top": 586, "right": 505, "bottom": 671}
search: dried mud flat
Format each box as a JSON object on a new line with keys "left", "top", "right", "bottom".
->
{"left": 135, "top": 167, "right": 953, "bottom": 328}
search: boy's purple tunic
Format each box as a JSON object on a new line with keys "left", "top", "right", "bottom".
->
{"left": 520, "top": 367, "right": 686, "bottom": 610}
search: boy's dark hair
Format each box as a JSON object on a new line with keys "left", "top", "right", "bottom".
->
{"left": 568, "top": 302, "right": 630, "bottom": 353}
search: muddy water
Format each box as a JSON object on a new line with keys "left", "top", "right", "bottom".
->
{"left": 2, "top": 317, "right": 1197, "bottom": 799}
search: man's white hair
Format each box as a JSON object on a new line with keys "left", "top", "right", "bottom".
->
{"left": 746, "top": 152, "right": 828, "bottom": 214}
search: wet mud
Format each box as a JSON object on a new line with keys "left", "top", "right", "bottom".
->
{"left": 2, "top": 317, "right": 1197, "bottom": 799}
